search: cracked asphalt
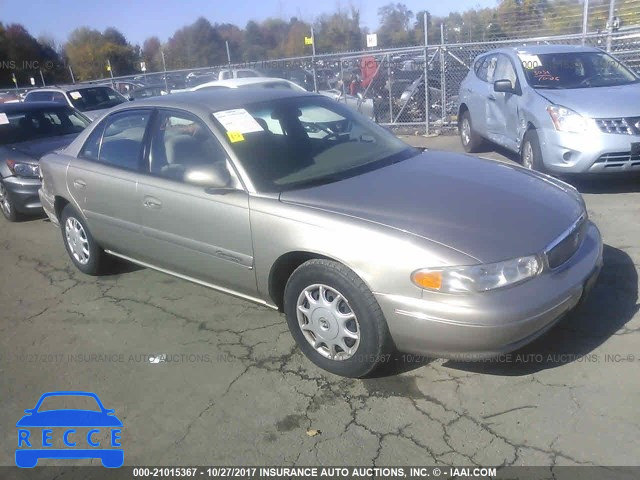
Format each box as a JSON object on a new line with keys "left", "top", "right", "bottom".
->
{"left": 1, "top": 134, "right": 639, "bottom": 468}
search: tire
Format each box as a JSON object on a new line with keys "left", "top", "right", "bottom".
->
{"left": 459, "top": 110, "right": 483, "bottom": 153}
{"left": 521, "top": 129, "right": 545, "bottom": 172}
{"left": 0, "top": 179, "right": 20, "bottom": 222}
{"left": 60, "top": 203, "right": 108, "bottom": 275}
{"left": 284, "top": 259, "right": 393, "bottom": 378}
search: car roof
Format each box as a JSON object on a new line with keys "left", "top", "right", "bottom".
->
{"left": 193, "top": 77, "right": 306, "bottom": 91}
{"left": 485, "top": 44, "right": 602, "bottom": 56}
{"left": 26, "top": 84, "right": 117, "bottom": 93}
{"left": 0, "top": 101, "right": 73, "bottom": 113}
{"left": 112, "top": 87, "right": 314, "bottom": 115}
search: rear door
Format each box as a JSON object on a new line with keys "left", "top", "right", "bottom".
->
{"left": 66, "top": 109, "right": 153, "bottom": 257}
{"left": 464, "top": 54, "right": 498, "bottom": 137}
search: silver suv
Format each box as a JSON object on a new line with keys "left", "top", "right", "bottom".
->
{"left": 458, "top": 45, "right": 640, "bottom": 174}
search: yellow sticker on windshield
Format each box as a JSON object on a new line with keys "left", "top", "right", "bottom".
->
{"left": 227, "top": 131, "right": 245, "bottom": 143}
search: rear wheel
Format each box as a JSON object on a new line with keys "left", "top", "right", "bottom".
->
{"left": 284, "top": 259, "right": 393, "bottom": 378}
{"left": 459, "top": 110, "right": 483, "bottom": 153}
{"left": 60, "top": 204, "right": 108, "bottom": 275}
{"left": 0, "top": 179, "right": 20, "bottom": 222}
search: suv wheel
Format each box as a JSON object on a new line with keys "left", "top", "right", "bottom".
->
{"left": 521, "top": 129, "right": 545, "bottom": 172}
{"left": 284, "top": 259, "right": 393, "bottom": 378}
{"left": 459, "top": 110, "right": 483, "bottom": 153}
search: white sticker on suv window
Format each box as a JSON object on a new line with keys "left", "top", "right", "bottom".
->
{"left": 69, "top": 91, "right": 82, "bottom": 99}
{"left": 518, "top": 54, "right": 542, "bottom": 70}
{"left": 0, "top": 113, "right": 8, "bottom": 125}
{"left": 213, "top": 109, "right": 263, "bottom": 134}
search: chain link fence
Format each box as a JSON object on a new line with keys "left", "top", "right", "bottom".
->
{"left": 85, "top": 18, "right": 640, "bottom": 136}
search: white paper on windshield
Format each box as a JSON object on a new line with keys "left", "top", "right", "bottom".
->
{"left": 213, "top": 109, "right": 263, "bottom": 134}
{"left": 0, "top": 113, "right": 8, "bottom": 125}
{"left": 69, "top": 91, "right": 83, "bottom": 100}
{"left": 518, "top": 53, "right": 542, "bottom": 70}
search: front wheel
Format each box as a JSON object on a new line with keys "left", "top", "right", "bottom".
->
{"left": 521, "top": 129, "right": 545, "bottom": 172}
{"left": 60, "top": 203, "right": 108, "bottom": 275}
{"left": 0, "top": 179, "right": 20, "bottom": 222}
{"left": 284, "top": 259, "right": 393, "bottom": 378}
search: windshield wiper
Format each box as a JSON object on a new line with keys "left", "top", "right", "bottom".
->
{"left": 288, "top": 173, "right": 345, "bottom": 190}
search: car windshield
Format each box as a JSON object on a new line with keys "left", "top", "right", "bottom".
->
{"left": 0, "top": 106, "right": 89, "bottom": 145}
{"left": 213, "top": 96, "right": 417, "bottom": 192}
{"left": 518, "top": 51, "right": 639, "bottom": 89}
{"left": 66, "top": 86, "right": 128, "bottom": 112}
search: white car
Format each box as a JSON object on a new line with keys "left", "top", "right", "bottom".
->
{"left": 177, "top": 78, "right": 375, "bottom": 120}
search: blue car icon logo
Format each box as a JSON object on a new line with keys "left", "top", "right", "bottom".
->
{"left": 16, "top": 391, "right": 123, "bottom": 468}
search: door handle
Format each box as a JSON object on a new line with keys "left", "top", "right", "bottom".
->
{"left": 143, "top": 196, "right": 162, "bottom": 209}
{"left": 73, "top": 179, "right": 87, "bottom": 189}
{"left": 488, "top": 95, "right": 496, "bottom": 101}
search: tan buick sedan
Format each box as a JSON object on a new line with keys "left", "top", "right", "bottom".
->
{"left": 39, "top": 89, "right": 603, "bottom": 377}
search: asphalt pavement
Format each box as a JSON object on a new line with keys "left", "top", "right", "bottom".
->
{"left": 1, "top": 133, "right": 639, "bottom": 470}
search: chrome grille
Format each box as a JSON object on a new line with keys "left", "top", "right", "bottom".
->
{"left": 545, "top": 215, "right": 588, "bottom": 270}
{"left": 594, "top": 151, "right": 640, "bottom": 167}
{"left": 595, "top": 117, "right": 640, "bottom": 135}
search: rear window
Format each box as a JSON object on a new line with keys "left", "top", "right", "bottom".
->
{"left": 25, "top": 91, "right": 58, "bottom": 102}
{"left": 66, "top": 87, "right": 127, "bottom": 112}
{"left": 0, "top": 107, "right": 90, "bottom": 145}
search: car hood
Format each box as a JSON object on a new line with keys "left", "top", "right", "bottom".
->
{"left": 3, "top": 133, "right": 78, "bottom": 161}
{"left": 280, "top": 152, "right": 584, "bottom": 263}
{"left": 16, "top": 410, "right": 123, "bottom": 427}
{"left": 535, "top": 82, "right": 640, "bottom": 117}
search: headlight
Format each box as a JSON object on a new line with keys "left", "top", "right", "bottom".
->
{"left": 7, "top": 160, "right": 40, "bottom": 178}
{"left": 411, "top": 255, "right": 542, "bottom": 293}
{"left": 546, "top": 105, "right": 595, "bottom": 134}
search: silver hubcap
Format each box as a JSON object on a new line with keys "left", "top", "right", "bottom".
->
{"left": 461, "top": 118, "right": 471, "bottom": 145}
{"left": 522, "top": 141, "right": 534, "bottom": 169}
{"left": 0, "top": 182, "right": 11, "bottom": 217}
{"left": 65, "top": 217, "right": 90, "bottom": 265}
{"left": 296, "top": 284, "right": 360, "bottom": 361}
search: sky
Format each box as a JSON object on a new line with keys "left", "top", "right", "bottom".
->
{"left": 0, "top": 0, "right": 495, "bottom": 46}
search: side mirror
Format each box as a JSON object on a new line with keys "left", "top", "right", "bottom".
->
{"left": 494, "top": 79, "right": 516, "bottom": 94}
{"left": 184, "top": 164, "right": 230, "bottom": 189}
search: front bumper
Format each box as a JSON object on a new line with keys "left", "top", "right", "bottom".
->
{"left": 375, "top": 222, "right": 603, "bottom": 360}
{"left": 538, "top": 127, "right": 640, "bottom": 174}
{"left": 2, "top": 176, "right": 42, "bottom": 214}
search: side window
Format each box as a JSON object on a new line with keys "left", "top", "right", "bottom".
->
{"left": 148, "top": 110, "right": 231, "bottom": 184}
{"left": 25, "top": 91, "right": 51, "bottom": 102}
{"left": 474, "top": 57, "right": 485, "bottom": 80}
{"left": 98, "top": 110, "right": 151, "bottom": 170}
{"left": 477, "top": 55, "right": 498, "bottom": 83}
{"left": 495, "top": 55, "right": 518, "bottom": 86}
{"left": 79, "top": 120, "right": 107, "bottom": 162}
{"left": 51, "top": 92, "right": 67, "bottom": 104}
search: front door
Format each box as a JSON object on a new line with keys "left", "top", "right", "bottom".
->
{"left": 137, "top": 109, "right": 257, "bottom": 297}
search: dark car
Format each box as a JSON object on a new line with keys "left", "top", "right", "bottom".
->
{"left": 24, "top": 85, "right": 128, "bottom": 120}
{"left": 127, "top": 85, "right": 168, "bottom": 101}
{"left": 0, "top": 102, "right": 90, "bottom": 221}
